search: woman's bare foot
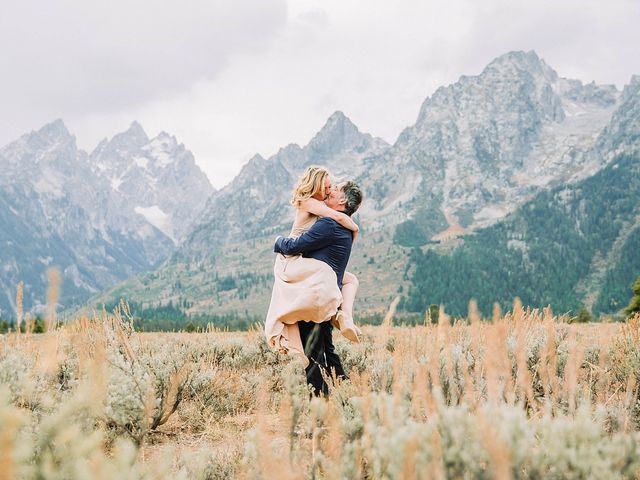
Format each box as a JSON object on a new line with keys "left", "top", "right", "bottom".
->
{"left": 335, "top": 310, "right": 360, "bottom": 343}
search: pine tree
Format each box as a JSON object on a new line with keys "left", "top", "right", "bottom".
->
{"left": 428, "top": 304, "right": 440, "bottom": 324}
{"left": 624, "top": 277, "right": 640, "bottom": 318}
{"left": 575, "top": 307, "right": 593, "bottom": 323}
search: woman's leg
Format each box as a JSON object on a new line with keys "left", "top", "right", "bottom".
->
{"left": 341, "top": 271, "right": 359, "bottom": 319}
{"left": 335, "top": 271, "right": 361, "bottom": 342}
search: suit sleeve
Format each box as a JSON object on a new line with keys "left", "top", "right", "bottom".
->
{"left": 274, "top": 218, "right": 336, "bottom": 255}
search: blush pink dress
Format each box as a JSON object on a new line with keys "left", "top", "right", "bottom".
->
{"left": 263, "top": 215, "right": 342, "bottom": 367}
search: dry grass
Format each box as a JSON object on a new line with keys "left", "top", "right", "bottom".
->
{"left": 0, "top": 304, "right": 640, "bottom": 478}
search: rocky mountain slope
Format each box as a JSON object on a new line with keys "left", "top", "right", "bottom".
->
{"left": 181, "top": 111, "right": 389, "bottom": 259}
{"left": 95, "top": 112, "right": 394, "bottom": 317}
{"left": 0, "top": 121, "right": 214, "bottom": 318}
{"left": 404, "top": 151, "right": 640, "bottom": 317}
{"left": 91, "top": 51, "right": 638, "bottom": 319}
{"left": 91, "top": 122, "right": 213, "bottom": 243}
{"left": 403, "top": 76, "right": 640, "bottom": 316}
{"left": 362, "top": 51, "right": 619, "bottom": 242}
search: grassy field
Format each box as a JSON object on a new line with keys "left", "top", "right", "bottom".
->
{"left": 1, "top": 303, "right": 640, "bottom": 479}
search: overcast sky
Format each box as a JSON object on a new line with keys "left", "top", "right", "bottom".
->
{"left": 1, "top": 0, "right": 639, "bottom": 188}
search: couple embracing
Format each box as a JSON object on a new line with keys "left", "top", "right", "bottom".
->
{"left": 264, "top": 166, "right": 363, "bottom": 396}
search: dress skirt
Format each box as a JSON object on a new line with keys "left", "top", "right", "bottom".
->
{"left": 264, "top": 253, "right": 342, "bottom": 367}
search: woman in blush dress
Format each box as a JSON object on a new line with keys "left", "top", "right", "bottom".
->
{"left": 264, "top": 166, "right": 361, "bottom": 366}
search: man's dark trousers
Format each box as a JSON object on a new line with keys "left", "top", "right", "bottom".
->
{"left": 298, "top": 321, "right": 347, "bottom": 396}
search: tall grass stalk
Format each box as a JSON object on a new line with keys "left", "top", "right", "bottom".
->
{"left": 0, "top": 303, "right": 639, "bottom": 477}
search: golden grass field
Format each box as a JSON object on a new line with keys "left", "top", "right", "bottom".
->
{"left": 1, "top": 301, "right": 640, "bottom": 479}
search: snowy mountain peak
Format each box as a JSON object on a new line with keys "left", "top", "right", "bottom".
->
{"left": 150, "top": 131, "right": 178, "bottom": 150}
{"left": 90, "top": 124, "right": 147, "bottom": 174}
{"left": 0, "top": 118, "right": 214, "bottom": 317}
{"left": 142, "top": 133, "right": 181, "bottom": 168}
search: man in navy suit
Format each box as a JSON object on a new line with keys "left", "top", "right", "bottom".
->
{"left": 274, "top": 180, "right": 363, "bottom": 396}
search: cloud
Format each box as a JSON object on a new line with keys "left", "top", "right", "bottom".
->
{"left": 452, "top": 0, "right": 640, "bottom": 86}
{"left": 0, "top": 0, "right": 286, "bottom": 142}
{"left": 1, "top": 0, "right": 639, "bottom": 190}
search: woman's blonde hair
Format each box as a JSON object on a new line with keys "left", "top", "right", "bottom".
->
{"left": 291, "top": 166, "right": 330, "bottom": 207}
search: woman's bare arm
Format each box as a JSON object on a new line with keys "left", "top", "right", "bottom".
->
{"left": 300, "top": 198, "right": 359, "bottom": 233}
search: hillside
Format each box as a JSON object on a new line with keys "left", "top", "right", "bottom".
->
{"left": 87, "top": 51, "right": 639, "bottom": 320}
{"left": 403, "top": 152, "right": 640, "bottom": 316}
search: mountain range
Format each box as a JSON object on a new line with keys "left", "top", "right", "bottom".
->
{"left": 1, "top": 50, "right": 638, "bottom": 321}
{"left": 402, "top": 74, "right": 640, "bottom": 316}
{"left": 0, "top": 121, "right": 213, "bottom": 317}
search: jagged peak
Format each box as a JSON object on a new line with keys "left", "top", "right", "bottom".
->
{"left": 36, "top": 119, "right": 72, "bottom": 139}
{"left": 246, "top": 153, "right": 267, "bottom": 168}
{"left": 487, "top": 50, "right": 541, "bottom": 68}
{"left": 148, "top": 131, "right": 178, "bottom": 148}
{"left": 307, "top": 111, "right": 365, "bottom": 153}
{"left": 277, "top": 143, "right": 303, "bottom": 156}
{"left": 625, "top": 75, "right": 640, "bottom": 94}
{"left": 235, "top": 153, "right": 267, "bottom": 173}
{"left": 17, "top": 119, "right": 77, "bottom": 151}
{"left": 483, "top": 50, "right": 558, "bottom": 81}
{"left": 105, "top": 121, "right": 149, "bottom": 152}
{"left": 327, "top": 110, "right": 348, "bottom": 123}
{"left": 416, "top": 51, "right": 562, "bottom": 125}
{"left": 113, "top": 120, "right": 148, "bottom": 141}
{"left": 229, "top": 153, "right": 269, "bottom": 186}
{"left": 89, "top": 137, "right": 109, "bottom": 158}
{"left": 619, "top": 75, "right": 640, "bottom": 105}
{"left": 156, "top": 131, "right": 175, "bottom": 141}
{"left": 317, "top": 111, "right": 359, "bottom": 137}
{"left": 127, "top": 120, "right": 147, "bottom": 138}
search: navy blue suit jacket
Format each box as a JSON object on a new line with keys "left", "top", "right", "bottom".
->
{"left": 274, "top": 217, "right": 353, "bottom": 288}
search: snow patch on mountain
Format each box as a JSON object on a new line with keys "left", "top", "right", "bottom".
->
{"left": 133, "top": 155, "right": 149, "bottom": 169}
{"left": 135, "top": 205, "right": 172, "bottom": 239}
{"left": 143, "top": 134, "right": 177, "bottom": 168}
{"left": 110, "top": 176, "right": 123, "bottom": 191}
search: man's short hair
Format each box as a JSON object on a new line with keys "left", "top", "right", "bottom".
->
{"left": 341, "top": 181, "right": 363, "bottom": 217}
